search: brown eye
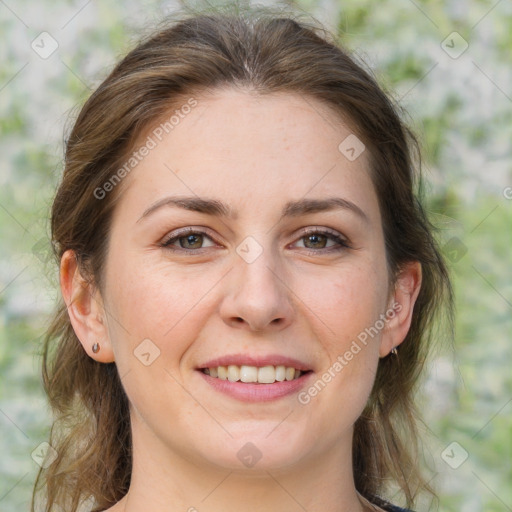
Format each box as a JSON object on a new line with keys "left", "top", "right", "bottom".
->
{"left": 292, "top": 228, "right": 351, "bottom": 253}
{"left": 161, "top": 229, "right": 216, "bottom": 251}
{"left": 178, "top": 233, "right": 204, "bottom": 249}
{"left": 302, "top": 233, "right": 328, "bottom": 249}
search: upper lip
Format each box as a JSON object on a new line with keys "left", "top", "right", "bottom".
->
{"left": 197, "top": 354, "right": 313, "bottom": 372}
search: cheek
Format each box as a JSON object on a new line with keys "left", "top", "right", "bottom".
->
{"left": 302, "top": 262, "right": 388, "bottom": 351}
{"left": 102, "top": 258, "right": 216, "bottom": 427}
{"left": 103, "top": 253, "right": 232, "bottom": 376}
{"left": 293, "top": 263, "right": 386, "bottom": 409}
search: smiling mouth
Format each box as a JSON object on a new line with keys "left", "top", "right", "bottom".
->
{"left": 199, "top": 365, "right": 312, "bottom": 384}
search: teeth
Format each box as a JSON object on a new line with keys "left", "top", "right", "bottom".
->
{"left": 285, "top": 367, "right": 295, "bottom": 381}
{"left": 257, "top": 365, "right": 275, "bottom": 384}
{"left": 275, "top": 365, "right": 286, "bottom": 381}
{"left": 227, "top": 365, "right": 240, "bottom": 382}
{"left": 202, "top": 364, "right": 305, "bottom": 384}
{"left": 240, "top": 365, "right": 258, "bottom": 383}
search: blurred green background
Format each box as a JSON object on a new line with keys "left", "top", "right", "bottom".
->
{"left": 1, "top": 0, "right": 510, "bottom": 511}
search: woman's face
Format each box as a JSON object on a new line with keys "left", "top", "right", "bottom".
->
{"left": 93, "top": 89, "right": 402, "bottom": 472}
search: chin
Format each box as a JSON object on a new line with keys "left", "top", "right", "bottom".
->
{"left": 195, "top": 429, "right": 311, "bottom": 472}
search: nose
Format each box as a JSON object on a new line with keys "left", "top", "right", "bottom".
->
{"left": 219, "top": 247, "right": 295, "bottom": 332}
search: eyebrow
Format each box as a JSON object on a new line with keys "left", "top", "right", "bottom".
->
{"left": 137, "top": 195, "right": 369, "bottom": 224}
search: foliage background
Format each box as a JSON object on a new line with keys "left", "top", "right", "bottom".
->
{"left": 0, "top": 0, "right": 510, "bottom": 510}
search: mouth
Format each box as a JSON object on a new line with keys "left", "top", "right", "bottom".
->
{"left": 199, "top": 364, "right": 312, "bottom": 384}
{"left": 195, "top": 354, "right": 314, "bottom": 401}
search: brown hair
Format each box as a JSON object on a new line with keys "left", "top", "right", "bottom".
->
{"left": 32, "top": 3, "right": 453, "bottom": 511}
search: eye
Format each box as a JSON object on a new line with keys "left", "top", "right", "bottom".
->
{"left": 292, "top": 228, "right": 351, "bottom": 253}
{"left": 160, "top": 228, "right": 217, "bottom": 252}
{"left": 160, "top": 227, "right": 351, "bottom": 255}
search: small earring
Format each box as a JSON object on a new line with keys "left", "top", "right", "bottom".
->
{"left": 92, "top": 342, "right": 100, "bottom": 354}
{"left": 390, "top": 347, "right": 398, "bottom": 356}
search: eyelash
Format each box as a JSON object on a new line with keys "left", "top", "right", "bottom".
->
{"left": 159, "top": 227, "right": 351, "bottom": 256}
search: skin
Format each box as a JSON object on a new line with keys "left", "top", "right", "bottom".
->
{"left": 61, "top": 88, "right": 421, "bottom": 512}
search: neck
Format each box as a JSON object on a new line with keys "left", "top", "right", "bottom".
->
{"left": 113, "top": 416, "right": 366, "bottom": 512}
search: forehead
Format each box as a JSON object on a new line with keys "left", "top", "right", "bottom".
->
{"left": 114, "top": 88, "right": 378, "bottom": 223}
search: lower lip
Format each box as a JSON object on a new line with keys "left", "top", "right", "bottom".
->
{"left": 196, "top": 370, "right": 314, "bottom": 402}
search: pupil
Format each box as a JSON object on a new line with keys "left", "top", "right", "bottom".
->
{"left": 306, "top": 234, "right": 325, "bottom": 248}
{"left": 182, "top": 234, "right": 202, "bottom": 248}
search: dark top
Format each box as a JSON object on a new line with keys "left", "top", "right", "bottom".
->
{"left": 93, "top": 497, "right": 413, "bottom": 512}
{"left": 94, "top": 502, "right": 412, "bottom": 512}
{"left": 376, "top": 499, "right": 413, "bottom": 512}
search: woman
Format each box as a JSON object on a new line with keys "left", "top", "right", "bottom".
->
{"left": 32, "top": 3, "right": 452, "bottom": 512}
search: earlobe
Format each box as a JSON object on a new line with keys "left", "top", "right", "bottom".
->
{"left": 379, "top": 261, "right": 422, "bottom": 358}
{"left": 60, "top": 249, "right": 115, "bottom": 363}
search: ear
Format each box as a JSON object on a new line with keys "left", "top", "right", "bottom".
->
{"left": 379, "top": 261, "right": 422, "bottom": 358}
{"left": 60, "top": 249, "right": 115, "bottom": 363}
